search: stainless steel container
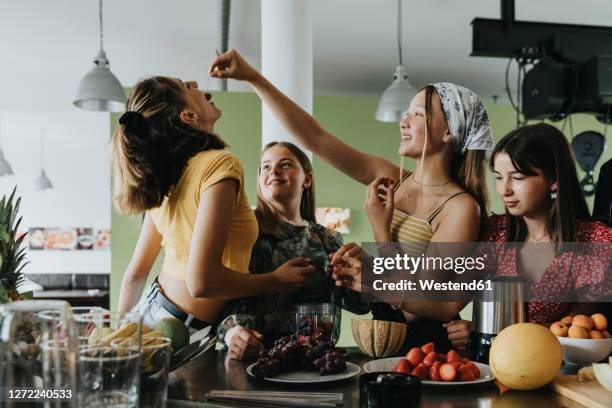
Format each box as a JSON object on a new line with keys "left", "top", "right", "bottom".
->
{"left": 469, "top": 276, "right": 529, "bottom": 363}
{"left": 473, "top": 276, "right": 529, "bottom": 335}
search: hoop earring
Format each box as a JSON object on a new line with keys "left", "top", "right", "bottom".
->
{"left": 550, "top": 191, "right": 557, "bottom": 200}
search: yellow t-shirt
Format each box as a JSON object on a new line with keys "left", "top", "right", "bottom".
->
{"left": 149, "top": 149, "right": 258, "bottom": 281}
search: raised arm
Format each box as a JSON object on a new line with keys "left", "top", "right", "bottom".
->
{"left": 117, "top": 212, "right": 162, "bottom": 312}
{"left": 209, "top": 49, "right": 400, "bottom": 185}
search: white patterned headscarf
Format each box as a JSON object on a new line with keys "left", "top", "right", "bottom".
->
{"left": 430, "top": 82, "right": 493, "bottom": 155}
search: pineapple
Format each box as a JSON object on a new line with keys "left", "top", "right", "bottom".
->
{"left": 0, "top": 187, "right": 28, "bottom": 302}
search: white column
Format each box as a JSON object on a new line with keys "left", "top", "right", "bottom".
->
{"left": 261, "top": 0, "right": 313, "bottom": 158}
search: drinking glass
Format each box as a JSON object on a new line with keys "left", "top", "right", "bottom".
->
{"left": 118, "top": 336, "right": 171, "bottom": 408}
{"left": 0, "top": 300, "right": 77, "bottom": 407}
{"left": 75, "top": 311, "right": 142, "bottom": 408}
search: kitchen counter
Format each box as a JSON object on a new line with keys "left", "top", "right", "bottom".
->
{"left": 32, "top": 289, "right": 109, "bottom": 308}
{"left": 160, "top": 348, "right": 588, "bottom": 408}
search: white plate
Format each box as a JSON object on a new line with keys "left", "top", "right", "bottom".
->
{"left": 246, "top": 361, "right": 361, "bottom": 384}
{"left": 362, "top": 357, "right": 495, "bottom": 386}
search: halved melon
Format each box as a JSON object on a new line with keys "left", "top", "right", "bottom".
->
{"left": 593, "top": 362, "right": 612, "bottom": 391}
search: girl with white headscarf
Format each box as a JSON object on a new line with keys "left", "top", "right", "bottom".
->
{"left": 210, "top": 50, "right": 493, "bottom": 352}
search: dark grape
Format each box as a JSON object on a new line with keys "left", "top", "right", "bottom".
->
{"left": 314, "top": 357, "right": 325, "bottom": 368}
{"left": 249, "top": 339, "right": 347, "bottom": 378}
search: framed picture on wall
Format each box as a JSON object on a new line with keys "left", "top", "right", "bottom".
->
{"left": 315, "top": 207, "right": 351, "bottom": 234}
{"left": 29, "top": 228, "right": 45, "bottom": 250}
{"left": 77, "top": 228, "right": 94, "bottom": 250}
{"left": 94, "top": 228, "right": 110, "bottom": 251}
{"left": 45, "top": 228, "right": 77, "bottom": 250}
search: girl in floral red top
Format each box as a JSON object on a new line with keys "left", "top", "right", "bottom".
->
{"left": 486, "top": 123, "right": 611, "bottom": 325}
{"left": 442, "top": 124, "right": 611, "bottom": 347}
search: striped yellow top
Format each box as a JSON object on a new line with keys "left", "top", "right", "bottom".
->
{"left": 390, "top": 172, "right": 467, "bottom": 256}
{"left": 391, "top": 208, "right": 433, "bottom": 256}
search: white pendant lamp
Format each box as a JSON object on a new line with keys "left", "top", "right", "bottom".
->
{"left": 0, "top": 114, "right": 14, "bottom": 176}
{"left": 34, "top": 128, "right": 53, "bottom": 191}
{"left": 375, "top": 0, "right": 417, "bottom": 122}
{"left": 0, "top": 150, "right": 13, "bottom": 176}
{"left": 73, "top": 0, "right": 126, "bottom": 111}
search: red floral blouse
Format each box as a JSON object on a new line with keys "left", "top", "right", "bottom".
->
{"left": 484, "top": 215, "right": 612, "bottom": 325}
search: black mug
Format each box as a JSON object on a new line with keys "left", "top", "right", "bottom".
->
{"left": 359, "top": 372, "right": 421, "bottom": 408}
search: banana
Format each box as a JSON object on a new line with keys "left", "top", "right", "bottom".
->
{"left": 143, "top": 336, "right": 166, "bottom": 346}
{"left": 143, "top": 330, "right": 166, "bottom": 338}
{"left": 142, "top": 360, "right": 156, "bottom": 374}
{"left": 99, "top": 322, "right": 138, "bottom": 346}
{"left": 88, "top": 327, "right": 103, "bottom": 347}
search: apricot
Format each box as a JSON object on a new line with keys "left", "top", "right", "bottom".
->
{"left": 568, "top": 325, "right": 589, "bottom": 339}
{"left": 572, "top": 315, "right": 594, "bottom": 331}
{"left": 550, "top": 322, "right": 569, "bottom": 337}
{"left": 603, "top": 331, "right": 610, "bottom": 339}
{"left": 591, "top": 314, "right": 608, "bottom": 331}
{"left": 561, "top": 315, "right": 574, "bottom": 325}
{"left": 590, "top": 330, "right": 604, "bottom": 339}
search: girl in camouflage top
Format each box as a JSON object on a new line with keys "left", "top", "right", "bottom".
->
{"left": 217, "top": 142, "right": 369, "bottom": 360}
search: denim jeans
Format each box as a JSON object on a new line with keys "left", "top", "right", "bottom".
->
{"left": 131, "top": 280, "right": 202, "bottom": 336}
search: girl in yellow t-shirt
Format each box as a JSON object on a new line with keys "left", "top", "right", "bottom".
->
{"left": 113, "top": 77, "right": 315, "bottom": 333}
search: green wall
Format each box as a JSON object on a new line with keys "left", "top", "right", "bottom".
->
{"left": 110, "top": 92, "right": 611, "bottom": 347}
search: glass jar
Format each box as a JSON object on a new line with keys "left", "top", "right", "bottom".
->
{"left": 295, "top": 303, "right": 341, "bottom": 345}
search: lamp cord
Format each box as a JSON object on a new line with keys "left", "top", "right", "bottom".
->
{"left": 99, "top": 0, "right": 104, "bottom": 51}
{"left": 40, "top": 128, "right": 45, "bottom": 171}
{"left": 397, "top": 0, "right": 403, "bottom": 66}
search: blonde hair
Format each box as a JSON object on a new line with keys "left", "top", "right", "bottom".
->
{"left": 423, "top": 85, "right": 489, "bottom": 238}
{"left": 112, "top": 77, "right": 226, "bottom": 215}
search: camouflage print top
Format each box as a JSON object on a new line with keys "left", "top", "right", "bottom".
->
{"left": 217, "top": 221, "right": 369, "bottom": 344}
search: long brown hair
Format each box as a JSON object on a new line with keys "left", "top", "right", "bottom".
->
{"left": 112, "top": 77, "right": 226, "bottom": 215}
{"left": 255, "top": 142, "right": 315, "bottom": 236}
{"left": 423, "top": 85, "right": 490, "bottom": 238}
{"left": 490, "top": 123, "right": 590, "bottom": 242}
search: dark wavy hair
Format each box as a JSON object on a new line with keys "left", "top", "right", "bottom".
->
{"left": 490, "top": 123, "right": 590, "bottom": 242}
{"left": 112, "top": 76, "right": 226, "bottom": 215}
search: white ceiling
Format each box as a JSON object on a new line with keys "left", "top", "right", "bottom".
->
{"left": 1, "top": 0, "right": 611, "bottom": 112}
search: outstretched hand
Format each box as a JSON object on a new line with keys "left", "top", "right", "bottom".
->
{"left": 330, "top": 255, "right": 362, "bottom": 293}
{"left": 209, "top": 49, "right": 260, "bottom": 82}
